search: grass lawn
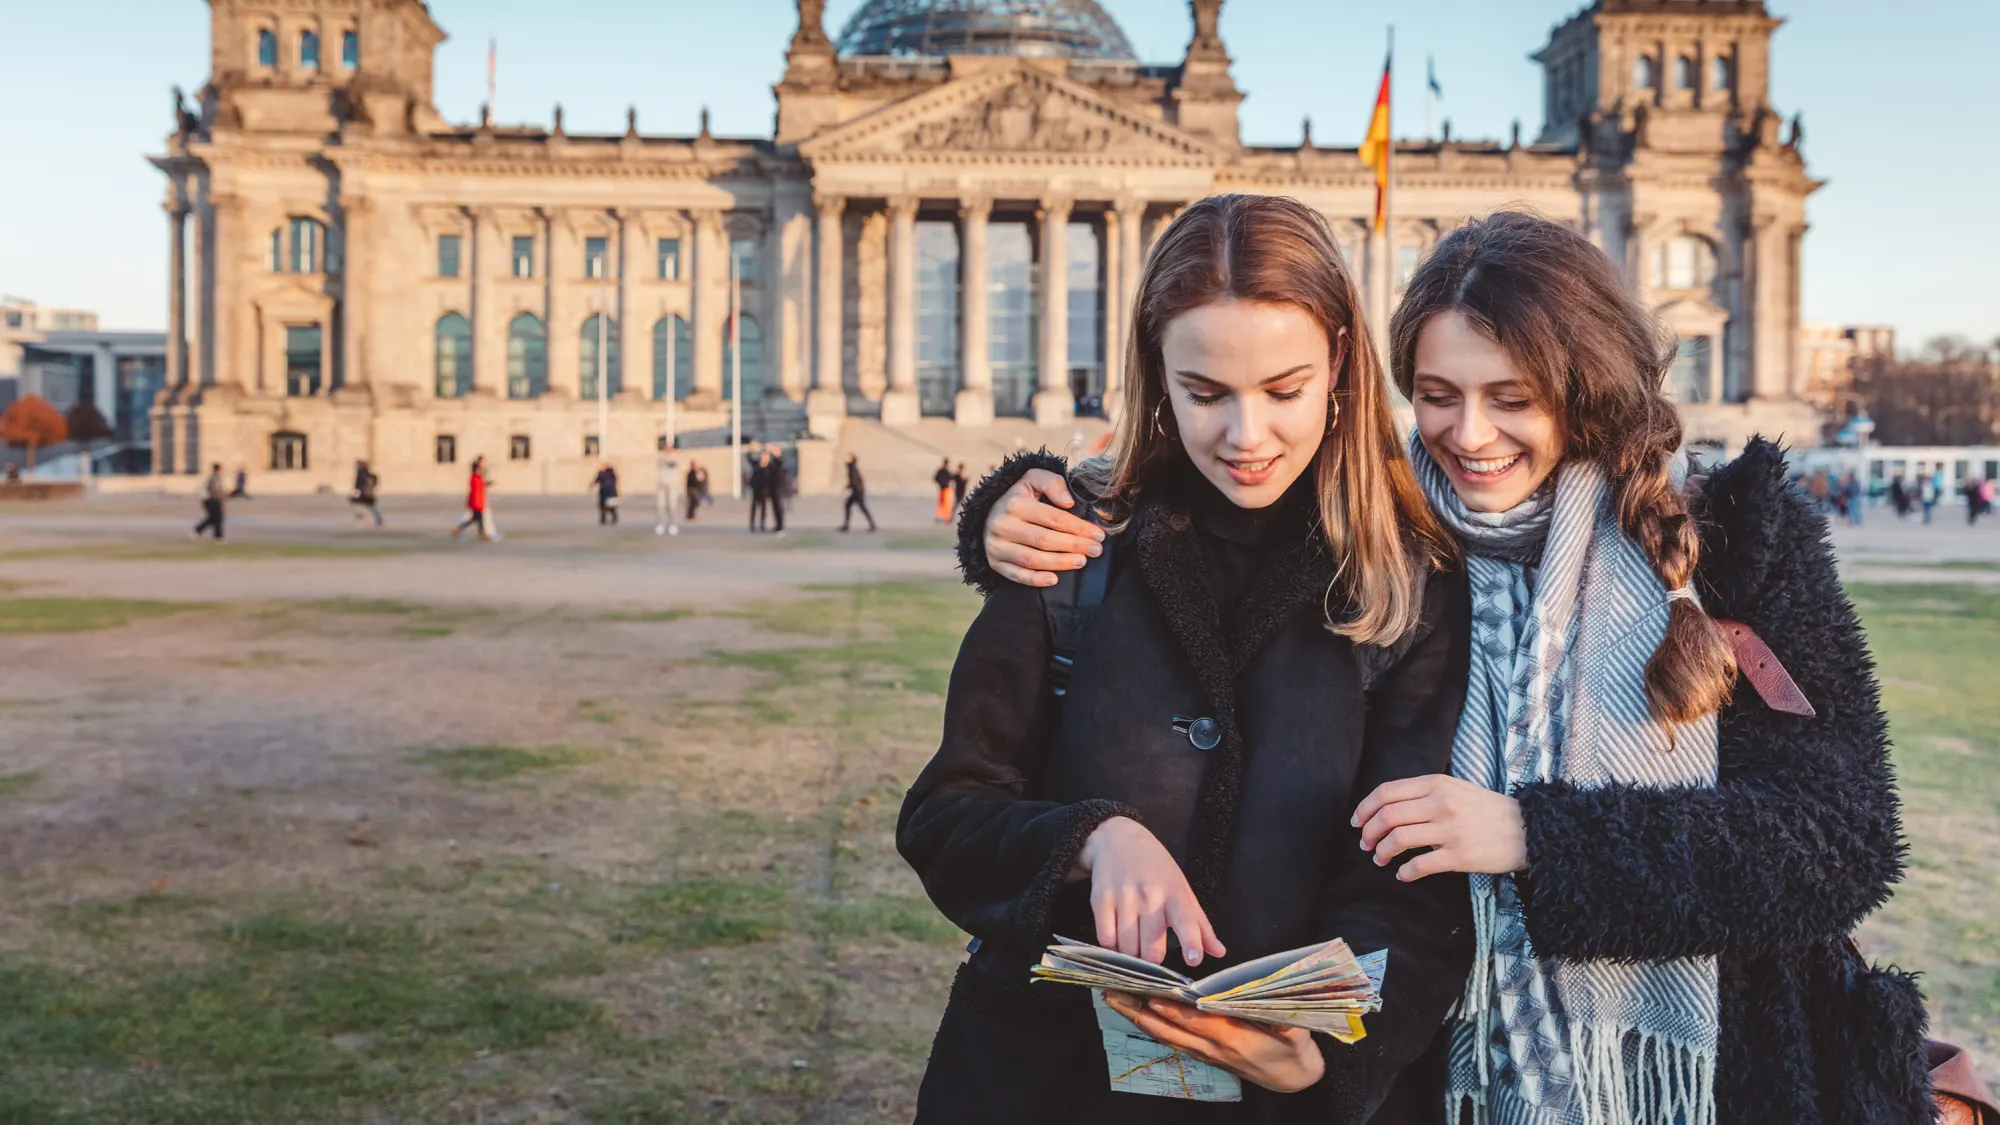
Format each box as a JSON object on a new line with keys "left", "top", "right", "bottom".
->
{"left": 0, "top": 571, "right": 1991, "bottom": 1121}
{"left": 1850, "top": 583, "right": 2000, "bottom": 1073}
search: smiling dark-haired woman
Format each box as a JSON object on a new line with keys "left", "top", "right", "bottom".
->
{"left": 968, "top": 209, "right": 1931, "bottom": 1125}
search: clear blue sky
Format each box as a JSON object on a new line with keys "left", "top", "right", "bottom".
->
{"left": 1, "top": 0, "right": 1993, "bottom": 351}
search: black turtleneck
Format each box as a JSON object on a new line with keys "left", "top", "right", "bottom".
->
{"left": 1179, "top": 460, "right": 1320, "bottom": 620}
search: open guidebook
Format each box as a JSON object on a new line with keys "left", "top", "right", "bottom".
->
{"left": 1029, "top": 936, "right": 1388, "bottom": 1102}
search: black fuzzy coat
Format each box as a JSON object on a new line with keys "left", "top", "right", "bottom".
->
{"left": 903, "top": 469, "right": 1476, "bottom": 1124}
{"left": 952, "top": 442, "right": 1932, "bottom": 1125}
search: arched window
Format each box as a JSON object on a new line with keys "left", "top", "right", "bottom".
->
{"left": 1674, "top": 55, "right": 1696, "bottom": 91}
{"left": 279, "top": 217, "right": 326, "bottom": 274}
{"left": 341, "top": 30, "right": 359, "bottom": 69}
{"left": 506, "top": 313, "right": 547, "bottom": 399}
{"left": 300, "top": 30, "right": 320, "bottom": 70}
{"left": 579, "top": 315, "right": 622, "bottom": 399}
{"left": 652, "top": 314, "right": 692, "bottom": 401}
{"left": 257, "top": 29, "right": 278, "bottom": 68}
{"left": 721, "top": 314, "right": 763, "bottom": 400}
{"left": 1711, "top": 55, "right": 1732, "bottom": 91}
{"left": 1651, "top": 234, "right": 1719, "bottom": 290}
{"left": 1633, "top": 55, "right": 1656, "bottom": 90}
{"left": 435, "top": 313, "right": 472, "bottom": 398}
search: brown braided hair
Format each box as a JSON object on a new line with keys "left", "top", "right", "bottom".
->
{"left": 1388, "top": 211, "right": 1735, "bottom": 723}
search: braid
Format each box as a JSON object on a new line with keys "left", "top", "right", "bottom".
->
{"left": 1615, "top": 395, "right": 1736, "bottom": 724}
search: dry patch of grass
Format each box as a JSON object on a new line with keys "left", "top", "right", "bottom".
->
{"left": 0, "top": 596, "right": 206, "bottom": 634}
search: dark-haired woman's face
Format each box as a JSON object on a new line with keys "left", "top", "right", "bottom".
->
{"left": 1160, "top": 299, "right": 1332, "bottom": 509}
{"left": 1411, "top": 310, "right": 1564, "bottom": 513}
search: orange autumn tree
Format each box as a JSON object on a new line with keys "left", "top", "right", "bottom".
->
{"left": 1, "top": 395, "right": 68, "bottom": 469}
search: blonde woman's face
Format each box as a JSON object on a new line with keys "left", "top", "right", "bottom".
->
{"left": 1411, "top": 309, "right": 1565, "bottom": 513}
{"left": 1160, "top": 299, "right": 1332, "bottom": 510}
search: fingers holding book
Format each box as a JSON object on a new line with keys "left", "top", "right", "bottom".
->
{"left": 1101, "top": 993, "right": 1325, "bottom": 1094}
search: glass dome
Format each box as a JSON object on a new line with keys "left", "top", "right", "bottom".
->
{"left": 834, "top": 0, "right": 1137, "bottom": 60}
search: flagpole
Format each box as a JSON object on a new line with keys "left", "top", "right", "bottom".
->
{"left": 1382, "top": 26, "right": 1396, "bottom": 363}
{"left": 729, "top": 256, "right": 743, "bottom": 500}
{"left": 597, "top": 261, "right": 609, "bottom": 465}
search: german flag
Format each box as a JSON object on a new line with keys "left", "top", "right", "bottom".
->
{"left": 1358, "top": 54, "right": 1392, "bottom": 232}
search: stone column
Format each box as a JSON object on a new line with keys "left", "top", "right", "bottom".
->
{"left": 1119, "top": 204, "right": 1143, "bottom": 354}
{"left": 776, "top": 191, "right": 813, "bottom": 401}
{"left": 955, "top": 196, "right": 994, "bottom": 426}
{"left": 191, "top": 191, "right": 214, "bottom": 392}
{"left": 166, "top": 199, "right": 187, "bottom": 389}
{"left": 1033, "top": 197, "right": 1074, "bottom": 426}
{"left": 808, "top": 193, "right": 847, "bottom": 436}
{"left": 469, "top": 207, "right": 502, "bottom": 397}
{"left": 544, "top": 208, "right": 579, "bottom": 399}
{"left": 337, "top": 195, "right": 368, "bottom": 393}
{"left": 881, "top": 195, "right": 921, "bottom": 426}
{"left": 211, "top": 192, "right": 247, "bottom": 389}
{"left": 1100, "top": 205, "right": 1122, "bottom": 410}
{"left": 689, "top": 208, "right": 726, "bottom": 405}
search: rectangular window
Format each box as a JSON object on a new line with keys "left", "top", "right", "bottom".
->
{"left": 730, "top": 236, "right": 758, "bottom": 285}
{"left": 657, "top": 237, "right": 681, "bottom": 280}
{"left": 583, "top": 435, "right": 601, "bottom": 457}
{"left": 341, "top": 30, "right": 359, "bottom": 69}
{"left": 1668, "top": 337, "right": 1711, "bottom": 404}
{"left": 437, "top": 234, "right": 462, "bottom": 278}
{"left": 300, "top": 31, "right": 320, "bottom": 70}
{"left": 585, "top": 236, "right": 608, "bottom": 279}
{"left": 511, "top": 235, "right": 535, "bottom": 278}
{"left": 435, "top": 434, "right": 457, "bottom": 464}
{"left": 509, "top": 434, "right": 532, "bottom": 461}
{"left": 285, "top": 325, "right": 323, "bottom": 397}
{"left": 1985, "top": 460, "right": 1999, "bottom": 482}
{"left": 1396, "top": 244, "right": 1421, "bottom": 289}
{"left": 270, "top": 432, "right": 309, "bottom": 471}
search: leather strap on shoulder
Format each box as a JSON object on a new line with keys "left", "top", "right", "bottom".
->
{"left": 1714, "top": 619, "right": 1816, "bottom": 718}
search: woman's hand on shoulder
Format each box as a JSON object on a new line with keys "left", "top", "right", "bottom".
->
{"left": 1073, "top": 816, "right": 1227, "bottom": 967}
{"left": 1352, "top": 775, "right": 1527, "bottom": 881}
{"left": 984, "top": 468, "right": 1104, "bottom": 588}
{"left": 1102, "top": 993, "right": 1326, "bottom": 1094}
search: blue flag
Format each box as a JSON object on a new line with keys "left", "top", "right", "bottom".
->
{"left": 1427, "top": 55, "right": 1442, "bottom": 98}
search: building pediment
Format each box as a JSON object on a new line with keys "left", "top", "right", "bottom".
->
{"left": 799, "top": 61, "right": 1224, "bottom": 166}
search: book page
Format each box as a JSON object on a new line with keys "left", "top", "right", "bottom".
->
{"left": 1090, "top": 991, "right": 1242, "bottom": 1102}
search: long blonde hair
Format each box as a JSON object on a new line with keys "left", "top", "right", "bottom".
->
{"left": 1076, "top": 193, "right": 1449, "bottom": 646}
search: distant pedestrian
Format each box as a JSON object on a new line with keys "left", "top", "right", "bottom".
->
{"left": 592, "top": 462, "right": 620, "bottom": 525}
{"left": 1843, "top": 471, "right": 1864, "bottom": 526}
{"left": 951, "top": 461, "right": 969, "bottom": 516}
{"left": 933, "top": 458, "right": 954, "bottom": 522}
{"left": 1920, "top": 470, "right": 1940, "bottom": 524}
{"left": 749, "top": 452, "right": 773, "bottom": 532}
{"left": 685, "top": 460, "right": 709, "bottom": 521}
{"left": 1888, "top": 476, "right": 1908, "bottom": 520}
{"left": 228, "top": 465, "right": 250, "bottom": 499}
{"left": 767, "top": 450, "right": 791, "bottom": 536}
{"left": 191, "top": 462, "right": 226, "bottom": 539}
{"left": 350, "top": 460, "right": 383, "bottom": 528}
{"left": 840, "top": 453, "right": 876, "bottom": 532}
{"left": 654, "top": 444, "right": 683, "bottom": 536}
{"left": 1978, "top": 477, "right": 1997, "bottom": 525}
{"left": 452, "top": 457, "right": 491, "bottom": 540}
{"left": 3, "top": 462, "right": 18, "bottom": 484}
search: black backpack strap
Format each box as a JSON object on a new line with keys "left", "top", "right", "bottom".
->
{"left": 1042, "top": 530, "right": 1115, "bottom": 699}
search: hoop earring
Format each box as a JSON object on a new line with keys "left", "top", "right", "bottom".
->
{"left": 1326, "top": 393, "right": 1343, "bottom": 435}
{"left": 1153, "top": 399, "right": 1173, "bottom": 439}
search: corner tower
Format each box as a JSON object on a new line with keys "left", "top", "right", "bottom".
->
{"left": 203, "top": 0, "right": 446, "bottom": 138}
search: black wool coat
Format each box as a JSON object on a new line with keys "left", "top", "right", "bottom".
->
{"left": 953, "top": 442, "right": 1933, "bottom": 1125}
{"left": 903, "top": 464, "right": 1475, "bottom": 1125}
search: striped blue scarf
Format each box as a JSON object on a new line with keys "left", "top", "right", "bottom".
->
{"left": 1410, "top": 435, "right": 1720, "bottom": 1125}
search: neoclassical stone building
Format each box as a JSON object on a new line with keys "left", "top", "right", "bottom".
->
{"left": 151, "top": 0, "right": 1821, "bottom": 494}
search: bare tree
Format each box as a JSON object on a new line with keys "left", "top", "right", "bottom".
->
{"left": 1851, "top": 347, "right": 2000, "bottom": 447}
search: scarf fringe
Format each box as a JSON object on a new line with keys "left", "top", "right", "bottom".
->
{"left": 1450, "top": 1023, "right": 1716, "bottom": 1125}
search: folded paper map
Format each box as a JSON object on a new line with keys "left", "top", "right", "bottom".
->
{"left": 1032, "top": 936, "right": 1387, "bottom": 1044}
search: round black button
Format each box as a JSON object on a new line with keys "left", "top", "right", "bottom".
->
{"left": 1187, "top": 717, "right": 1221, "bottom": 751}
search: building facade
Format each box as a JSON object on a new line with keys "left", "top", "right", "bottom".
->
{"left": 150, "top": 0, "right": 1822, "bottom": 493}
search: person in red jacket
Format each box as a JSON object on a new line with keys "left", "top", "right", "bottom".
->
{"left": 451, "top": 457, "right": 491, "bottom": 541}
